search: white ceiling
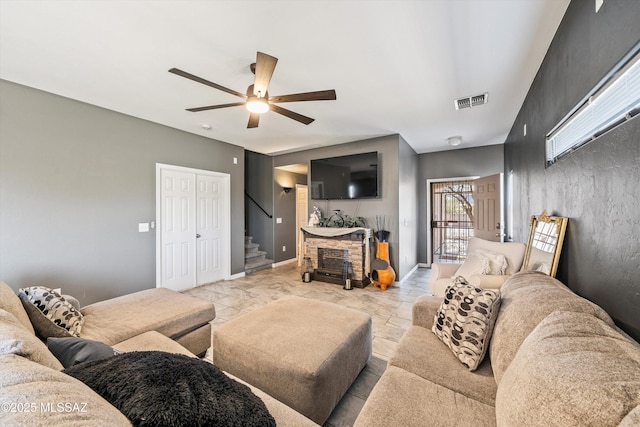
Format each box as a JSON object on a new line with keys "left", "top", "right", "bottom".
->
{"left": 0, "top": 0, "right": 570, "bottom": 155}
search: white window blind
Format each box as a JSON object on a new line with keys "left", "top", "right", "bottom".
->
{"left": 546, "top": 43, "right": 640, "bottom": 166}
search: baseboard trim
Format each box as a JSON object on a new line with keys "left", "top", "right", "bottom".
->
{"left": 228, "top": 271, "right": 245, "bottom": 280}
{"left": 398, "top": 264, "right": 420, "bottom": 285}
{"left": 272, "top": 258, "right": 297, "bottom": 268}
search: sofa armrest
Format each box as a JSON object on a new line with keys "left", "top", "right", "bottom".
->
{"left": 412, "top": 295, "right": 443, "bottom": 330}
{"left": 467, "top": 274, "right": 511, "bottom": 290}
{"left": 430, "top": 263, "right": 461, "bottom": 280}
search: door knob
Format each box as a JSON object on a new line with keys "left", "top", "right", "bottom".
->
{"left": 196, "top": 234, "right": 201, "bottom": 238}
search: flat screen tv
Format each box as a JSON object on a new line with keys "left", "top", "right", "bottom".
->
{"left": 310, "top": 152, "right": 379, "bottom": 199}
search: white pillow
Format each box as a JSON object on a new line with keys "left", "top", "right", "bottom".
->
{"left": 476, "top": 249, "right": 508, "bottom": 275}
{"left": 454, "top": 254, "right": 490, "bottom": 279}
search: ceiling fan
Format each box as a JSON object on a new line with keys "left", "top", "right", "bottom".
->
{"left": 169, "top": 52, "right": 337, "bottom": 128}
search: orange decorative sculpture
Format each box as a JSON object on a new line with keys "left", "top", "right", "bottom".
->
{"left": 372, "top": 241, "right": 395, "bottom": 291}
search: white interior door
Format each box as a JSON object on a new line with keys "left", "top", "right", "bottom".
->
{"left": 160, "top": 169, "right": 196, "bottom": 291}
{"left": 157, "top": 164, "right": 230, "bottom": 291}
{"left": 196, "top": 174, "right": 228, "bottom": 285}
{"left": 295, "top": 184, "right": 308, "bottom": 262}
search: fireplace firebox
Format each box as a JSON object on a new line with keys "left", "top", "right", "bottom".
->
{"left": 300, "top": 227, "right": 372, "bottom": 288}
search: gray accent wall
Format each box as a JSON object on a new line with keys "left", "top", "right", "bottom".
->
{"left": 273, "top": 169, "right": 307, "bottom": 263}
{"left": 0, "top": 80, "right": 245, "bottom": 305}
{"left": 504, "top": 1, "right": 640, "bottom": 341}
{"left": 245, "top": 151, "right": 274, "bottom": 260}
{"left": 417, "top": 144, "right": 504, "bottom": 263}
{"left": 274, "top": 135, "right": 416, "bottom": 279}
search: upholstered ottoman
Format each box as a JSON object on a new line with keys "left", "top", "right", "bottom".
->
{"left": 213, "top": 295, "right": 372, "bottom": 425}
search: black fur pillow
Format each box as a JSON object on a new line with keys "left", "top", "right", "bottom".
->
{"left": 64, "top": 351, "right": 275, "bottom": 427}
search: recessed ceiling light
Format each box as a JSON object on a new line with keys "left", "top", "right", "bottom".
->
{"left": 201, "top": 124, "right": 212, "bottom": 130}
{"left": 447, "top": 136, "right": 463, "bottom": 146}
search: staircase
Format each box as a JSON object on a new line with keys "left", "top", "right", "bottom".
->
{"left": 245, "top": 236, "right": 273, "bottom": 275}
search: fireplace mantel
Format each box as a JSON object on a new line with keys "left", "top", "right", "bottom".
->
{"left": 301, "top": 227, "right": 370, "bottom": 238}
{"left": 300, "top": 227, "right": 372, "bottom": 287}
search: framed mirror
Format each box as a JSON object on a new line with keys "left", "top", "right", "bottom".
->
{"left": 521, "top": 210, "right": 568, "bottom": 278}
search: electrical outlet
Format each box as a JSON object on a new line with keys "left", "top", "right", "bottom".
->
{"left": 282, "top": 246, "right": 286, "bottom": 252}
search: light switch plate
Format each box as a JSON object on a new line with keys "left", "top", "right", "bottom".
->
{"left": 276, "top": 218, "right": 282, "bottom": 224}
{"left": 138, "top": 223, "right": 150, "bottom": 232}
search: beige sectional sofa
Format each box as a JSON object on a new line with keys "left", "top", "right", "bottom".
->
{"left": 0, "top": 281, "right": 317, "bottom": 426}
{"left": 355, "top": 271, "right": 640, "bottom": 426}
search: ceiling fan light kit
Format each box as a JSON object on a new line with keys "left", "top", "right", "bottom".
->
{"left": 170, "top": 51, "right": 336, "bottom": 128}
{"left": 246, "top": 96, "right": 269, "bottom": 114}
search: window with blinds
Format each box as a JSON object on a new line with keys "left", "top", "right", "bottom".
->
{"left": 546, "top": 42, "right": 640, "bottom": 166}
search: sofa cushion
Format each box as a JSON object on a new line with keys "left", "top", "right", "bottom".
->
{"left": 354, "top": 365, "right": 496, "bottom": 427}
{"left": 0, "top": 280, "right": 35, "bottom": 334}
{"left": 455, "top": 254, "right": 490, "bottom": 279}
{"left": 495, "top": 310, "right": 640, "bottom": 427}
{"left": 112, "top": 330, "right": 196, "bottom": 357}
{"left": 47, "top": 337, "right": 121, "bottom": 368}
{"left": 489, "top": 271, "right": 615, "bottom": 384}
{"left": 80, "top": 288, "right": 215, "bottom": 345}
{"left": 0, "top": 309, "right": 63, "bottom": 371}
{"left": 390, "top": 325, "right": 497, "bottom": 406}
{"left": 18, "top": 286, "right": 84, "bottom": 338}
{"left": 0, "top": 354, "right": 130, "bottom": 426}
{"left": 475, "top": 249, "right": 508, "bottom": 275}
{"left": 466, "top": 237, "right": 526, "bottom": 275}
{"left": 65, "top": 351, "right": 275, "bottom": 427}
{"left": 432, "top": 278, "right": 501, "bottom": 371}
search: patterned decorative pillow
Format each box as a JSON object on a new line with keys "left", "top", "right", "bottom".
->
{"left": 432, "top": 277, "right": 501, "bottom": 371}
{"left": 18, "top": 286, "right": 84, "bottom": 339}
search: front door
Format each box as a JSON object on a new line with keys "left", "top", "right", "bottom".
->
{"left": 473, "top": 173, "right": 503, "bottom": 242}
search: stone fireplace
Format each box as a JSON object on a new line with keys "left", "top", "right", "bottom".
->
{"left": 301, "top": 227, "right": 372, "bottom": 288}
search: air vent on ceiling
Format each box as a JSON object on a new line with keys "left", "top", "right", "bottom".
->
{"left": 454, "top": 92, "right": 489, "bottom": 110}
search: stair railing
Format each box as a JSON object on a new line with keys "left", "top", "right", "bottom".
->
{"left": 245, "top": 191, "right": 273, "bottom": 219}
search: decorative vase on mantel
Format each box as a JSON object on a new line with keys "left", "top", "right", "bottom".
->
{"left": 375, "top": 230, "right": 390, "bottom": 242}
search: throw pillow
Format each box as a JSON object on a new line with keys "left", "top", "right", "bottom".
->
{"left": 47, "top": 337, "right": 121, "bottom": 368}
{"left": 64, "top": 350, "right": 276, "bottom": 427}
{"left": 476, "top": 249, "right": 509, "bottom": 275}
{"left": 432, "top": 277, "right": 502, "bottom": 371}
{"left": 454, "top": 254, "right": 490, "bottom": 279}
{"left": 18, "top": 286, "right": 84, "bottom": 339}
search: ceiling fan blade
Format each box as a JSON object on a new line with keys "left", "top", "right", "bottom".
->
{"left": 186, "top": 102, "right": 245, "bottom": 112}
{"left": 247, "top": 113, "right": 260, "bottom": 128}
{"left": 169, "top": 68, "right": 246, "bottom": 99}
{"left": 253, "top": 52, "right": 278, "bottom": 97}
{"left": 270, "top": 104, "right": 315, "bottom": 125}
{"left": 269, "top": 89, "right": 337, "bottom": 103}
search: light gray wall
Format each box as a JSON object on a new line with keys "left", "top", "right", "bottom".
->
{"left": 0, "top": 80, "right": 245, "bottom": 305}
{"left": 504, "top": 0, "right": 640, "bottom": 341}
{"left": 417, "top": 144, "right": 504, "bottom": 263}
{"left": 274, "top": 135, "right": 407, "bottom": 279}
{"left": 398, "top": 136, "right": 419, "bottom": 278}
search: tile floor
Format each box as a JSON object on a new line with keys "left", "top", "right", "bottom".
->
{"left": 185, "top": 262, "right": 433, "bottom": 427}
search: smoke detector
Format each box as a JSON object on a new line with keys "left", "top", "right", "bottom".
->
{"left": 454, "top": 92, "right": 489, "bottom": 110}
